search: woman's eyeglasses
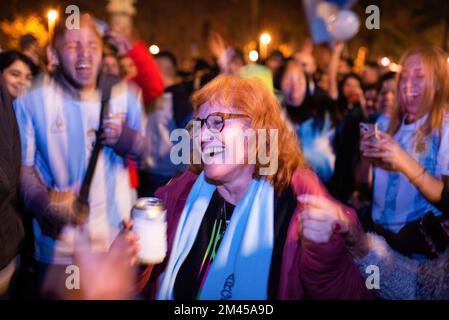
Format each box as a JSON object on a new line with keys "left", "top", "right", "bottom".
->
{"left": 186, "top": 112, "right": 249, "bottom": 135}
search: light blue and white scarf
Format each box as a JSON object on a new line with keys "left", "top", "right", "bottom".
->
{"left": 156, "top": 171, "right": 274, "bottom": 300}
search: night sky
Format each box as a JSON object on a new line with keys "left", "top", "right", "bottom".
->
{"left": 0, "top": 0, "right": 447, "bottom": 64}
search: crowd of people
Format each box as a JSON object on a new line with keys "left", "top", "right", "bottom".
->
{"left": 1, "top": 11, "right": 449, "bottom": 300}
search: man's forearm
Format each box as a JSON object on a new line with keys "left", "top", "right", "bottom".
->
{"left": 20, "top": 166, "right": 50, "bottom": 216}
{"left": 113, "top": 124, "right": 148, "bottom": 159}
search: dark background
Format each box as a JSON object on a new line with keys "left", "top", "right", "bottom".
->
{"left": 1, "top": 0, "right": 448, "bottom": 67}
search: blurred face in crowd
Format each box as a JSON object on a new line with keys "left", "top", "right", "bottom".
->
{"left": 399, "top": 54, "right": 426, "bottom": 119}
{"left": 342, "top": 76, "right": 362, "bottom": 103}
{"left": 378, "top": 79, "right": 396, "bottom": 115}
{"left": 156, "top": 56, "right": 174, "bottom": 77}
{"left": 364, "top": 88, "right": 378, "bottom": 116}
{"left": 338, "top": 59, "right": 352, "bottom": 76}
{"left": 1, "top": 59, "right": 33, "bottom": 99}
{"left": 102, "top": 55, "right": 120, "bottom": 78}
{"left": 362, "top": 65, "right": 380, "bottom": 85}
{"left": 197, "top": 102, "right": 254, "bottom": 185}
{"left": 294, "top": 52, "right": 316, "bottom": 75}
{"left": 266, "top": 55, "right": 283, "bottom": 73}
{"left": 229, "top": 56, "right": 244, "bottom": 75}
{"left": 317, "top": 72, "right": 329, "bottom": 91}
{"left": 120, "top": 56, "right": 138, "bottom": 79}
{"left": 156, "top": 56, "right": 177, "bottom": 87}
{"left": 23, "top": 41, "right": 41, "bottom": 65}
{"left": 281, "top": 60, "right": 306, "bottom": 106}
{"left": 54, "top": 26, "right": 103, "bottom": 91}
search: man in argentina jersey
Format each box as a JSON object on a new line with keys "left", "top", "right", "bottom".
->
{"left": 13, "top": 13, "right": 146, "bottom": 267}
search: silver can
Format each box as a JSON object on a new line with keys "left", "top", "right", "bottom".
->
{"left": 131, "top": 197, "right": 167, "bottom": 264}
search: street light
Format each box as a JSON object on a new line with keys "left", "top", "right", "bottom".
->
{"left": 47, "top": 10, "right": 58, "bottom": 22}
{"left": 259, "top": 32, "right": 271, "bottom": 60}
{"left": 380, "top": 57, "right": 391, "bottom": 67}
{"left": 149, "top": 45, "right": 160, "bottom": 55}
{"left": 389, "top": 63, "right": 401, "bottom": 73}
{"left": 249, "top": 50, "right": 259, "bottom": 62}
{"left": 260, "top": 33, "right": 271, "bottom": 45}
{"left": 47, "top": 9, "right": 58, "bottom": 40}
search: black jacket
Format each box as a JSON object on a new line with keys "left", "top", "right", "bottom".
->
{"left": 0, "top": 76, "right": 24, "bottom": 269}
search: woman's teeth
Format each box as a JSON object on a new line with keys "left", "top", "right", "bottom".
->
{"left": 76, "top": 63, "right": 91, "bottom": 70}
{"left": 203, "top": 146, "right": 225, "bottom": 157}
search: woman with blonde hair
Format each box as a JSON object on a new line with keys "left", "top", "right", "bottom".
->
{"left": 138, "top": 74, "right": 372, "bottom": 300}
{"left": 360, "top": 45, "right": 449, "bottom": 258}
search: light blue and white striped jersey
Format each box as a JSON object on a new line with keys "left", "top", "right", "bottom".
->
{"left": 372, "top": 113, "right": 449, "bottom": 233}
{"left": 14, "top": 75, "right": 144, "bottom": 264}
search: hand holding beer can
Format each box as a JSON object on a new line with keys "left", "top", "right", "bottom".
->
{"left": 131, "top": 197, "right": 167, "bottom": 264}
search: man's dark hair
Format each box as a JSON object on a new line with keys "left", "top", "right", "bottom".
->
{"left": 0, "top": 50, "right": 39, "bottom": 76}
{"left": 363, "top": 83, "right": 378, "bottom": 92}
{"left": 342, "top": 57, "right": 354, "bottom": 68}
{"left": 231, "top": 48, "right": 244, "bottom": 64}
{"left": 365, "top": 60, "right": 380, "bottom": 69}
{"left": 378, "top": 71, "right": 397, "bottom": 88}
{"left": 156, "top": 51, "right": 178, "bottom": 69}
{"left": 267, "top": 49, "right": 285, "bottom": 61}
{"left": 19, "top": 33, "right": 38, "bottom": 50}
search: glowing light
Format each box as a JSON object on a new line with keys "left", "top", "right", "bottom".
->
{"left": 149, "top": 45, "right": 160, "bottom": 55}
{"left": 47, "top": 10, "right": 58, "bottom": 22}
{"left": 389, "top": 62, "right": 401, "bottom": 73}
{"left": 380, "top": 57, "right": 391, "bottom": 67}
{"left": 260, "top": 33, "right": 271, "bottom": 45}
{"left": 249, "top": 50, "right": 259, "bottom": 62}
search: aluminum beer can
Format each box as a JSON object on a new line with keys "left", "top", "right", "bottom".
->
{"left": 131, "top": 197, "right": 167, "bottom": 264}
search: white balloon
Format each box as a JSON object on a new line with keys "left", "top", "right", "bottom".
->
{"left": 327, "top": 10, "right": 360, "bottom": 41}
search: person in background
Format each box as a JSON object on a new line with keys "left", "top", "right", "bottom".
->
{"left": 105, "top": 29, "right": 164, "bottom": 196}
{"left": 0, "top": 50, "right": 39, "bottom": 299}
{"left": 208, "top": 31, "right": 245, "bottom": 76}
{"left": 280, "top": 58, "right": 336, "bottom": 183}
{"left": 14, "top": 13, "right": 147, "bottom": 297}
{"left": 363, "top": 83, "right": 379, "bottom": 120}
{"left": 106, "top": 30, "right": 164, "bottom": 105}
{"left": 265, "top": 50, "right": 285, "bottom": 90}
{"left": 360, "top": 46, "right": 449, "bottom": 259}
{"left": 327, "top": 71, "right": 367, "bottom": 203}
{"left": 362, "top": 60, "right": 380, "bottom": 86}
{"left": 338, "top": 58, "right": 353, "bottom": 80}
{"left": 376, "top": 71, "right": 397, "bottom": 130}
{"left": 0, "top": 50, "right": 38, "bottom": 100}
{"left": 19, "top": 33, "right": 41, "bottom": 68}
{"left": 294, "top": 51, "right": 317, "bottom": 77}
{"left": 102, "top": 54, "right": 121, "bottom": 78}
{"left": 137, "top": 51, "right": 193, "bottom": 197}
{"left": 350, "top": 72, "right": 398, "bottom": 213}
{"left": 0, "top": 75, "right": 24, "bottom": 299}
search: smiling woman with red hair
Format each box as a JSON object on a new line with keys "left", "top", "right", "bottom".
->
{"left": 138, "top": 75, "right": 372, "bottom": 300}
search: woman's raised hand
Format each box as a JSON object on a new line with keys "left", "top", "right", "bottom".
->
{"left": 361, "top": 131, "right": 410, "bottom": 173}
{"left": 297, "top": 195, "right": 349, "bottom": 244}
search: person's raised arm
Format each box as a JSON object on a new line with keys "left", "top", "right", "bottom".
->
{"left": 208, "top": 31, "right": 233, "bottom": 74}
{"left": 327, "top": 41, "right": 344, "bottom": 100}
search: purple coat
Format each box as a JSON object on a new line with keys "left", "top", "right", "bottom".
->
{"left": 139, "top": 169, "right": 374, "bottom": 299}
